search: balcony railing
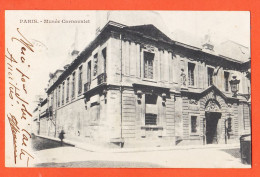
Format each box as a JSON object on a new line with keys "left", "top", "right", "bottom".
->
{"left": 84, "top": 82, "right": 91, "bottom": 92}
{"left": 97, "top": 73, "right": 107, "bottom": 85}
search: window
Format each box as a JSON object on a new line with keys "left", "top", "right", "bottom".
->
{"left": 145, "top": 94, "right": 158, "bottom": 125}
{"left": 93, "top": 53, "right": 98, "bottom": 77}
{"left": 191, "top": 116, "right": 198, "bottom": 133}
{"left": 62, "top": 82, "right": 65, "bottom": 105}
{"left": 90, "top": 103, "right": 100, "bottom": 123}
{"left": 57, "top": 86, "right": 60, "bottom": 107}
{"left": 87, "top": 61, "right": 91, "bottom": 83}
{"left": 144, "top": 52, "right": 154, "bottom": 79}
{"left": 78, "top": 66, "right": 83, "bottom": 94}
{"left": 224, "top": 71, "right": 230, "bottom": 92}
{"left": 208, "top": 67, "right": 214, "bottom": 86}
{"left": 145, "top": 114, "right": 157, "bottom": 125}
{"left": 102, "top": 48, "right": 107, "bottom": 73}
{"left": 188, "top": 63, "right": 195, "bottom": 86}
{"left": 66, "top": 77, "right": 70, "bottom": 102}
{"left": 72, "top": 72, "right": 75, "bottom": 99}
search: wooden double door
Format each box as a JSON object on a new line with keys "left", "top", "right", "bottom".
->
{"left": 205, "top": 112, "right": 221, "bottom": 144}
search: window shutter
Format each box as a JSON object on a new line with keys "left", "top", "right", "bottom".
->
{"left": 198, "top": 63, "right": 204, "bottom": 89}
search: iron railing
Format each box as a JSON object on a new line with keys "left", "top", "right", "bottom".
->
{"left": 84, "top": 82, "right": 91, "bottom": 92}
{"left": 97, "top": 73, "right": 107, "bottom": 85}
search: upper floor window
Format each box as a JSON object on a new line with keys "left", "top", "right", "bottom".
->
{"left": 93, "top": 53, "right": 98, "bottom": 77}
{"left": 62, "top": 82, "right": 65, "bottom": 105}
{"left": 102, "top": 48, "right": 107, "bottom": 73}
{"left": 78, "top": 66, "right": 83, "bottom": 94}
{"left": 72, "top": 72, "right": 75, "bottom": 99}
{"left": 224, "top": 71, "right": 230, "bottom": 92}
{"left": 188, "top": 62, "right": 195, "bottom": 86}
{"left": 145, "top": 94, "right": 158, "bottom": 125}
{"left": 87, "top": 61, "right": 92, "bottom": 83}
{"left": 144, "top": 52, "right": 154, "bottom": 79}
{"left": 66, "top": 77, "right": 70, "bottom": 102}
{"left": 208, "top": 67, "right": 214, "bottom": 86}
{"left": 58, "top": 85, "right": 61, "bottom": 107}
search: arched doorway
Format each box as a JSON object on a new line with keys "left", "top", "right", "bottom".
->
{"left": 205, "top": 99, "right": 222, "bottom": 144}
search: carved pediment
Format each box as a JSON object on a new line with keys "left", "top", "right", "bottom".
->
{"left": 205, "top": 99, "right": 221, "bottom": 112}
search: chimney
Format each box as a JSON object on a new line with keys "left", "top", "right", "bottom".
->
{"left": 202, "top": 31, "right": 214, "bottom": 51}
{"left": 96, "top": 11, "right": 111, "bottom": 36}
{"left": 70, "top": 27, "right": 79, "bottom": 57}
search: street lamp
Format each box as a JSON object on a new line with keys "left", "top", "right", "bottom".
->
{"left": 229, "top": 75, "right": 240, "bottom": 97}
{"left": 229, "top": 73, "right": 251, "bottom": 165}
{"left": 229, "top": 74, "right": 251, "bottom": 100}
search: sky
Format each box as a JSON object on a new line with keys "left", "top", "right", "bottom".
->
{"left": 159, "top": 11, "right": 250, "bottom": 47}
{"left": 5, "top": 10, "right": 250, "bottom": 104}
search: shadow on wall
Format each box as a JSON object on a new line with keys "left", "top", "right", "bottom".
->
{"left": 31, "top": 133, "right": 74, "bottom": 151}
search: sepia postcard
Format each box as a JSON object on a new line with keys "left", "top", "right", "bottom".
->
{"left": 5, "top": 10, "right": 251, "bottom": 168}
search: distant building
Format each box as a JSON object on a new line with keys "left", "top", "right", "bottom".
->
{"left": 36, "top": 12, "right": 251, "bottom": 148}
{"left": 32, "top": 97, "right": 48, "bottom": 135}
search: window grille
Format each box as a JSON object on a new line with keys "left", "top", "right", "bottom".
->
{"left": 145, "top": 113, "right": 157, "bottom": 125}
{"left": 145, "top": 94, "right": 158, "bottom": 126}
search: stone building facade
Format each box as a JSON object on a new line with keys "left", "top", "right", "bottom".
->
{"left": 37, "top": 20, "right": 251, "bottom": 148}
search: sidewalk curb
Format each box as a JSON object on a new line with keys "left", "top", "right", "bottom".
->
{"left": 35, "top": 135, "right": 240, "bottom": 153}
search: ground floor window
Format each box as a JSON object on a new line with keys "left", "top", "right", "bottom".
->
{"left": 145, "top": 113, "right": 157, "bottom": 125}
{"left": 90, "top": 102, "right": 100, "bottom": 124}
{"left": 190, "top": 115, "right": 199, "bottom": 134}
{"left": 145, "top": 94, "right": 158, "bottom": 126}
{"left": 191, "top": 116, "right": 197, "bottom": 133}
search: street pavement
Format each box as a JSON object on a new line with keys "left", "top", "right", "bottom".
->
{"left": 32, "top": 146, "right": 250, "bottom": 168}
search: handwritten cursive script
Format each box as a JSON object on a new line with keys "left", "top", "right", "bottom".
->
{"left": 6, "top": 28, "right": 35, "bottom": 167}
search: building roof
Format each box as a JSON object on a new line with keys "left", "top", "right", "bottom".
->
{"left": 171, "top": 30, "right": 250, "bottom": 62}
{"left": 123, "top": 24, "right": 173, "bottom": 44}
{"left": 216, "top": 40, "right": 250, "bottom": 62}
{"left": 171, "top": 29, "right": 202, "bottom": 49}
{"left": 47, "top": 22, "right": 249, "bottom": 93}
{"left": 96, "top": 11, "right": 170, "bottom": 36}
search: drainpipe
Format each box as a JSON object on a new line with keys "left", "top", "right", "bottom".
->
{"left": 38, "top": 103, "right": 41, "bottom": 135}
{"left": 54, "top": 90, "right": 57, "bottom": 137}
{"left": 119, "top": 33, "right": 123, "bottom": 148}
